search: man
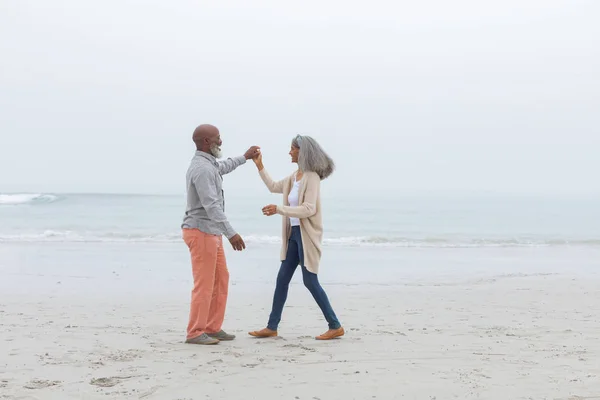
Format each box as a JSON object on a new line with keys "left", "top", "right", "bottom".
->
{"left": 181, "top": 124, "right": 260, "bottom": 345}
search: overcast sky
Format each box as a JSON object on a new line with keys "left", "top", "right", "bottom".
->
{"left": 1, "top": 0, "right": 598, "bottom": 197}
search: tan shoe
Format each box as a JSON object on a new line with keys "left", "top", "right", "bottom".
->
{"left": 248, "top": 328, "right": 278, "bottom": 338}
{"left": 315, "top": 327, "right": 345, "bottom": 340}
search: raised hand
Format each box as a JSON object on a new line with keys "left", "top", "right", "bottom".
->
{"left": 244, "top": 146, "right": 261, "bottom": 160}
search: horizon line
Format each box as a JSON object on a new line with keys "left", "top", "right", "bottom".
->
{"left": 2, "top": 190, "right": 600, "bottom": 198}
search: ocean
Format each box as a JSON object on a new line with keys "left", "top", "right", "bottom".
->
{"left": 1, "top": 192, "right": 599, "bottom": 247}
{"left": 1, "top": 192, "right": 600, "bottom": 298}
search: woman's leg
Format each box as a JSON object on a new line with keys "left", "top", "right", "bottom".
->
{"left": 266, "top": 237, "right": 300, "bottom": 331}
{"left": 301, "top": 266, "right": 341, "bottom": 330}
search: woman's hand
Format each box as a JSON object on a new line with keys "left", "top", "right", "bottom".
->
{"left": 262, "top": 204, "right": 277, "bottom": 216}
{"left": 253, "top": 152, "right": 264, "bottom": 170}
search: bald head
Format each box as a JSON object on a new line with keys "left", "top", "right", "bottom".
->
{"left": 193, "top": 124, "right": 218, "bottom": 147}
{"left": 192, "top": 124, "right": 222, "bottom": 157}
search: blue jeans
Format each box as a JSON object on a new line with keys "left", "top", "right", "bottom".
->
{"left": 267, "top": 226, "right": 341, "bottom": 331}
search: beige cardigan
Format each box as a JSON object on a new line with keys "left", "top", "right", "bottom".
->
{"left": 259, "top": 168, "right": 323, "bottom": 274}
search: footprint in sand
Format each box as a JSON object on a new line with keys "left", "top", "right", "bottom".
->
{"left": 90, "top": 377, "right": 120, "bottom": 388}
{"left": 23, "top": 379, "right": 62, "bottom": 389}
{"left": 106, "top": 349, "right": 142, "bottom": 362}
{"left": 90, "top": 375, "right": 140, "bottom": 388}
{"left": 283, "top": 343, "right": 316, "bottom": 352}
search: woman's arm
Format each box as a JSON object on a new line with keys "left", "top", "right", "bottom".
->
{"left": 276, "top": 174, "right": 319, "bottom": 218}
{"left": 253, "top": 153, "right": 285, "bottom": 194}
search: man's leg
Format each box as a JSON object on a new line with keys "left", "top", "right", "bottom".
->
{"left": 206, "top": 236, "right": 229, "bottom": 334}
{"left": 183, "top": 229, "right": 219, "bottom": 340}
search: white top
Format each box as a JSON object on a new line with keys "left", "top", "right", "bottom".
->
{"left": 287, "top": 175, "right": 301, "bottom": 226}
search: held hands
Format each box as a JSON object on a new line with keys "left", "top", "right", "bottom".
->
{"left": 244, "top": 146, "right": 261, "bottom": 160}
{"left": 228, "top": 234, "right": 246, "bottom": 251}
{"left": 262, "top": 204, "right": 277, "bottom": 216}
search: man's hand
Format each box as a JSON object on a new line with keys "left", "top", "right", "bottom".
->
{"left": 244, "top": 146, "right": 261, "bottom": 160}
{"left": 262, "top": 204, "right": 278, "bottom": 216}
{"left": 228, "top": 234, "right": 246, "bottom": 251}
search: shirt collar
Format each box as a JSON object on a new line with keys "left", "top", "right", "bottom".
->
{"left": 196, "top": 150, "right": 218, "bottom": 166}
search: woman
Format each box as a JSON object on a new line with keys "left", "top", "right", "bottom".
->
{"left": 248, "top": 134, "right": 344, "bottom": 340}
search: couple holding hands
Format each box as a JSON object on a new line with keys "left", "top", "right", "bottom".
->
{"left": 181, "top": 124, "right": 344, "bottom": 345}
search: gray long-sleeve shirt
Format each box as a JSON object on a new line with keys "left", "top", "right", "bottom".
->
{"left": 181, "top": 151, "right": 246, "bottom": 238}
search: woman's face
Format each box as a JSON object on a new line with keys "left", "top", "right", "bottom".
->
{"left": 289, "top": 145, "right": 300, "bottom": 163}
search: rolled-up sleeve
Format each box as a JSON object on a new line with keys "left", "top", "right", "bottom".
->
{"left": 191, "top": 168, "right": 237, "bottom": 239}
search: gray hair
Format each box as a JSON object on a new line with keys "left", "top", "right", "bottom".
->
{"left": 291, "top": 135, "right": 335, "bottom": 180}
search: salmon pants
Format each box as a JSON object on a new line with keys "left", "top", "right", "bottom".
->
{"left": 182, "top": 229, "right": 229, "bottom": 340}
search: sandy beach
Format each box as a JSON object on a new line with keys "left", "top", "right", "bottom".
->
{"left": 3, "top": 0, "right": 599, "bottom": 397}
{"left": 1, "top": 244, "right": 600, "bottom": 400}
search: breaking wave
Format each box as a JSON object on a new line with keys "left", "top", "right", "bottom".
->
{"left": 0, "top": 230, "right": 598, "bottom": 248}
{"left": 0, "top": 194, "right": 60, "bottom": 205}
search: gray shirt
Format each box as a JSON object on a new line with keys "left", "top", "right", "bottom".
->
{"left": 181, "top": 151, "right": 246, "bottom": 238}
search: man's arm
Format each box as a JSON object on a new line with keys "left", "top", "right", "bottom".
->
{"left": 192, "top": 168, "right": 237, "bottom": 239}
{"left": 218, "top": 146, "right": 261, "bottom": 175}
{"left": 218, "top": 155, "right": 246, "bottom": 176}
